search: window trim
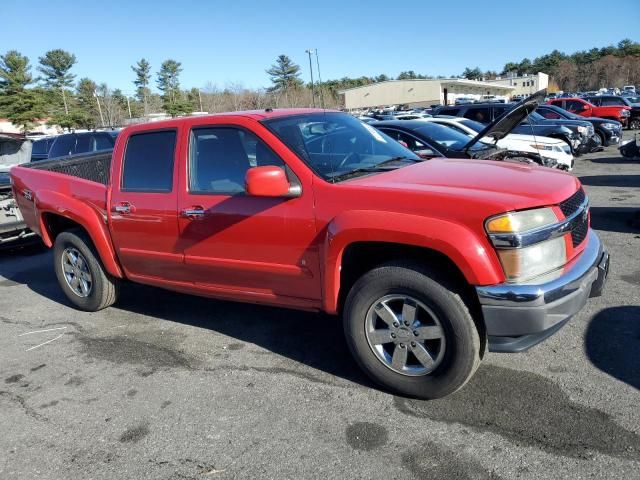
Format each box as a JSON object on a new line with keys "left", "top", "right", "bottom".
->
{"left": 121, "top": 128, "right": 178, "bottom": 193}
{"left": 187, "top": 124, "right": 289, "bottom": 196}
{"left": 376, "top": 127, "right": 443, "bottom": 156}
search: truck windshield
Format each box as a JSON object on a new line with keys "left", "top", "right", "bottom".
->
{"left": 263, "top": 112, "right": 420, "bottom": 182}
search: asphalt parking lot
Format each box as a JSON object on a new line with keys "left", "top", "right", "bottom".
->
{"left": 1, "top": 134, "right": 639, "bottom": 480}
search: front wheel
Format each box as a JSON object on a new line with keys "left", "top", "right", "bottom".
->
{"left": 629, "top": 118, "right": 640, "bottom": 130}
{"left": 343, "top": 262, "right": 482, "bottom": 399}
{"left": 53, "top": 229, "right": 119, "bottom": 311}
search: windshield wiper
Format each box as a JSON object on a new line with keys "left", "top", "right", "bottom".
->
{"left": 328, "top": 157, "right": 420, "bottom": 183}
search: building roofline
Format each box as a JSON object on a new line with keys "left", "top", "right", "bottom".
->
{"left": 338, "top": 77, "right": 516, "bottom": 94}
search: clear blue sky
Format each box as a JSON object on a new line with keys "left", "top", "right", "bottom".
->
{"left": 2, "top": 0, "right": 639, "bottom": 95}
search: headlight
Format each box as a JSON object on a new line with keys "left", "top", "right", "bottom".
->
{"left": 529, "top": 143, "right": 554, "bottom": 151}
{"left": 496, "top": 237, "right": 567, "bottom": 282}
{"left": 486, "top": 208, "right": 558, "bottom": 234}
{"left": 621, "top": 109, "right": 630, "bottom": 117}
{"left": 486, "top": 207, "right": 568, "bottom": 283}
{"left": 602, "top": 123, "right": 618, "bottom": 130}
{"left": 577, "top": 125, "right": 588, "bottom": 135}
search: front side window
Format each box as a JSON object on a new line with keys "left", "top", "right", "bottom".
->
{"left": 122, "top": 130, "right": 176, "bottom": 192}
{"left": 538, "top": 108, "right": 562, "bottom": 119}
{"left": 263, "top": 112, "right": 419, "bottom": 182}
{"left": 189, "top": 127, "right": 284, "bottom": 194}
{"left": 601, "top": 97, "right": 624, "bottom": 106}
{"left": 463, "top": 107, "right": 491, "bottom": 123}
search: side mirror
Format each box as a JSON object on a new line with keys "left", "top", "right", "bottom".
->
{"left": 415, "top": 148, "right": 436, "bottom": 159}
{"left": 245, "top": 166, "right": 296, "bottom": 197}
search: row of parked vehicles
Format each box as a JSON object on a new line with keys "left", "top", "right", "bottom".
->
{"left": 6, "top": 88, "right": 610, "bottom": 400}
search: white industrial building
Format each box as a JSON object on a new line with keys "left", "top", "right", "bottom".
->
{"left": 339, "top": 73, "right": 549, "bottom": 110}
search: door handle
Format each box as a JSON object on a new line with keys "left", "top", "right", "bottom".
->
{"left": 181, "top": 206, "right": 206, "bottom": 219}
{"left": 112, "top": 202, "right": 134, "bottom": 214}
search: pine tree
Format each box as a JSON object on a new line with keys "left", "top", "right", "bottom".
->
{"left": 157, "top": 59, "right": 189, "bottom": 116}
{"left": 75, "top": 77, "right": 100, "bottom": 128}
{"left": 37, "top": 49, "right": 76, "bottom": 115}
{"left": 0, "top": 50, "right": 44, "bottom": 132}
{"left": 132, "top": 58, "right": 151, "bottom": 115}
{"left": 266, "top": 55, "right": 303, "bottom": 92}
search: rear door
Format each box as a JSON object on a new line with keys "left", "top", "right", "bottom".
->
{"left": 108, "top": 128, "right": 183, "bottom": 281}
{"left": 175, "top": 118, "right": 320, "bottom": 301}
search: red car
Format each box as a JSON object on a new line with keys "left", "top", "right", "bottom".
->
{"left": 547, "top": 97, "right": 630, "bottom": 125}
{"left": 10, "top": 92, "right": 609, "bottom": 399}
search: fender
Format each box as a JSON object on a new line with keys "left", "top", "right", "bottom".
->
{"left": 34, "top": 190, "right": 124, "bottom": 278}
{"left": 322, "top": 210, "right": 505, "bottom": 313}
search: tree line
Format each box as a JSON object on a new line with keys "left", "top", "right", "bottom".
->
{"left": 1, "top": 39, "right": 639, "bottom": 132}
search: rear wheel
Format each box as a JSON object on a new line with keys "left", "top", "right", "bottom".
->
{"left": 343, "top": 261, "right": 482, "bottom": 399}
{"left": 629, "top": 118, "right": 640, "bottom": 130}
{"left": 53, "top": 229, "right": 119, "bottom": 311}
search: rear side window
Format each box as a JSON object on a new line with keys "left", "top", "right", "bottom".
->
{"left": 122, "top": 130, "right": 176, "bottom": 192}
{"left": 94, "top": 134, "right": 114, "bottom": 151}
{"left": 600, "top": 97, "right": 624, "bottom": 106}
{"left": 438, "top": 108, "right": 460, "bottom": 116}
{"left": 31, "top": 139, "right": 50, "bottom": 155}
{"left": 48, "top": 135, "right": 75, "bottom": 158}
{"left": 75, "top": 135, "right": 93, "bottom": 154}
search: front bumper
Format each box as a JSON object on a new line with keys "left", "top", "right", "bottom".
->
{"left": 476, "top": 230, "right": 609, "bottom": 353}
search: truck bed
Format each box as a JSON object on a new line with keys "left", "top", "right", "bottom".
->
{"left": 26, "top": 150, "right": 112, "bottom": 185}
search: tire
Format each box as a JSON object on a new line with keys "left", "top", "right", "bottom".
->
{"left": 629, "top": 118, "right": 640, "bottom": 130}
{"left": 53, "top": 228, "right": 119, "bottom": 311}
{"left": 343, "top": 261, "right": 482, "bottom": 399}
{"left": 595, "top": 131, "right": 607, "bottom": 147}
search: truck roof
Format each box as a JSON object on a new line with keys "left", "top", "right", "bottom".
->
{"left": 129, "top": 108, "right": 337, "bottom": 130}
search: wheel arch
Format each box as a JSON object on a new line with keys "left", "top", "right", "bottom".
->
{"left": 36, "top": 190, "right": 124, "bottom": 278}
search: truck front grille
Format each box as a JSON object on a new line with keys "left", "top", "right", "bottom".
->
{"left": 559, "top": 188, "right": 588, "bottom": 247}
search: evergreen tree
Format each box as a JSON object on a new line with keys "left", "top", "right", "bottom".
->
{"left": 266, "top": 55, "right": 303, "bottom": 92}
{"left": 157, "top": 59, "right": 189, "bottom": 116}
{"left": 132, "top": 58, "right": 151, "bottom": 115}
{"left": 75, "top": 77, "right": 100, "bottom": 128}
{"left": 37, "top": 49, "right": 76, "bottom": 115}
{"left": 462, "top": 67, "right": 483, "bottom": 80}
{"left": 0, "top": 50, "right": 44, "bottom": 132}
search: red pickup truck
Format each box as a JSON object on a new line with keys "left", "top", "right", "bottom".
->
{"left": 547, "top": 97, "right": 631, "bottom": 125}
{"left": 10, "top": 93, "right": 609, "bottom": 399}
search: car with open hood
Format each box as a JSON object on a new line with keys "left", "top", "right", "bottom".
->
{"left": 434, "top": 100, "right": 595, "bottom": 154}
{"left": 419, "top": 116, "right": 574, "bottom": 170}
{"left": 374, "top": 90, "right": 559, "bottom": 168}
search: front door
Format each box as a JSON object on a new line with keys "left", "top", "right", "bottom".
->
{"left": 176, "top": 121, "right": 320, "bottom": 302}
{"left": 109, "top": 127, "right": 184, "bottom": 281}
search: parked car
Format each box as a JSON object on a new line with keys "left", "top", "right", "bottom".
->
{"left": 30, "top": 136, "right": 57, "bottom": 162}
{"left": 393, "top": 113, "right": 433, "bottom": 120}
{"left": 454, "top": 96, "right": 476, "bottom": 105}
{"left": 0, "top": 133, "right": 37, "bottom": 247}
{"left": 46, "top": 130, "right": 119, "bottom": 161}
{"left": 623, "top": 85, "right": 636, "bottom": 95}
{"left": 435, "top": 102, "right": 593, "bottom": 154}
{"left": 536, "top": 104, "right": 623, "bottom": 146}
{"left": 424, "top": 116, "right": 574, "bottom": 170}
{"left": 581, "top": 95, "right": 640, "bottom": 130}
{"left": 547, "top": 97, "right": 631, "bottom": 127}
{"left": 11, "top": 100, "right": 609, "bottom": 400}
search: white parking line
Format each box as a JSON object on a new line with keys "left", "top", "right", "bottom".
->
{"left": 18, "top": 326, "right": 67, "bottom": 337}
{"left": 25, "top": 333, "right": 65, "bottom": 352}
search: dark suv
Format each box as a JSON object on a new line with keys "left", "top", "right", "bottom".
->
{"left": 434, "top": 103, "right": 595, "bottom": 154}
{"left": 582, "top": 95, "right": 640, "bottom": 130}
{"left": 44, "top": 131, "right": 118, "bottom": 161}
{"left": 536, "top": 104, "right": 623, "bottom": 146}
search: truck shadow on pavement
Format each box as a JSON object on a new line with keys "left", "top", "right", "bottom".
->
{"left": 0, "top": 248, "right": 373, "bottom": 389}
{"left": 590, "top": 207, "right": 640, "bottom": 234}
{"left": 585, "top": 306, "right": 640, "bottom": 391}
{"left": 579, "top": 174, "right": 640, "bottom": 188}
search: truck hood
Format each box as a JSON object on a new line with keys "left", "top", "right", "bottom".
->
{"left": 498, "top": 133, "right": 565, "bottom": 145}
{"left": 464, "top": 89, "right": 547, "bottom": 152}
{"left": 348, "top": 157, "right": 580, "bottom": 211}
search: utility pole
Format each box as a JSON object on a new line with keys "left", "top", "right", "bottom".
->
{"left": 314, "top": 49, "right": 325, "bottom": 109}
{"left": 305, "top": 49, "right": 316, "bottom": 107}
{"left": 198, "top": 89, "right": 203, "bottom": 112}
{"left": 94, "top": 90, "right": 105, "bottom": 127}
{"left": 126, "top": 96, "right": 132, "bottom": 119}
